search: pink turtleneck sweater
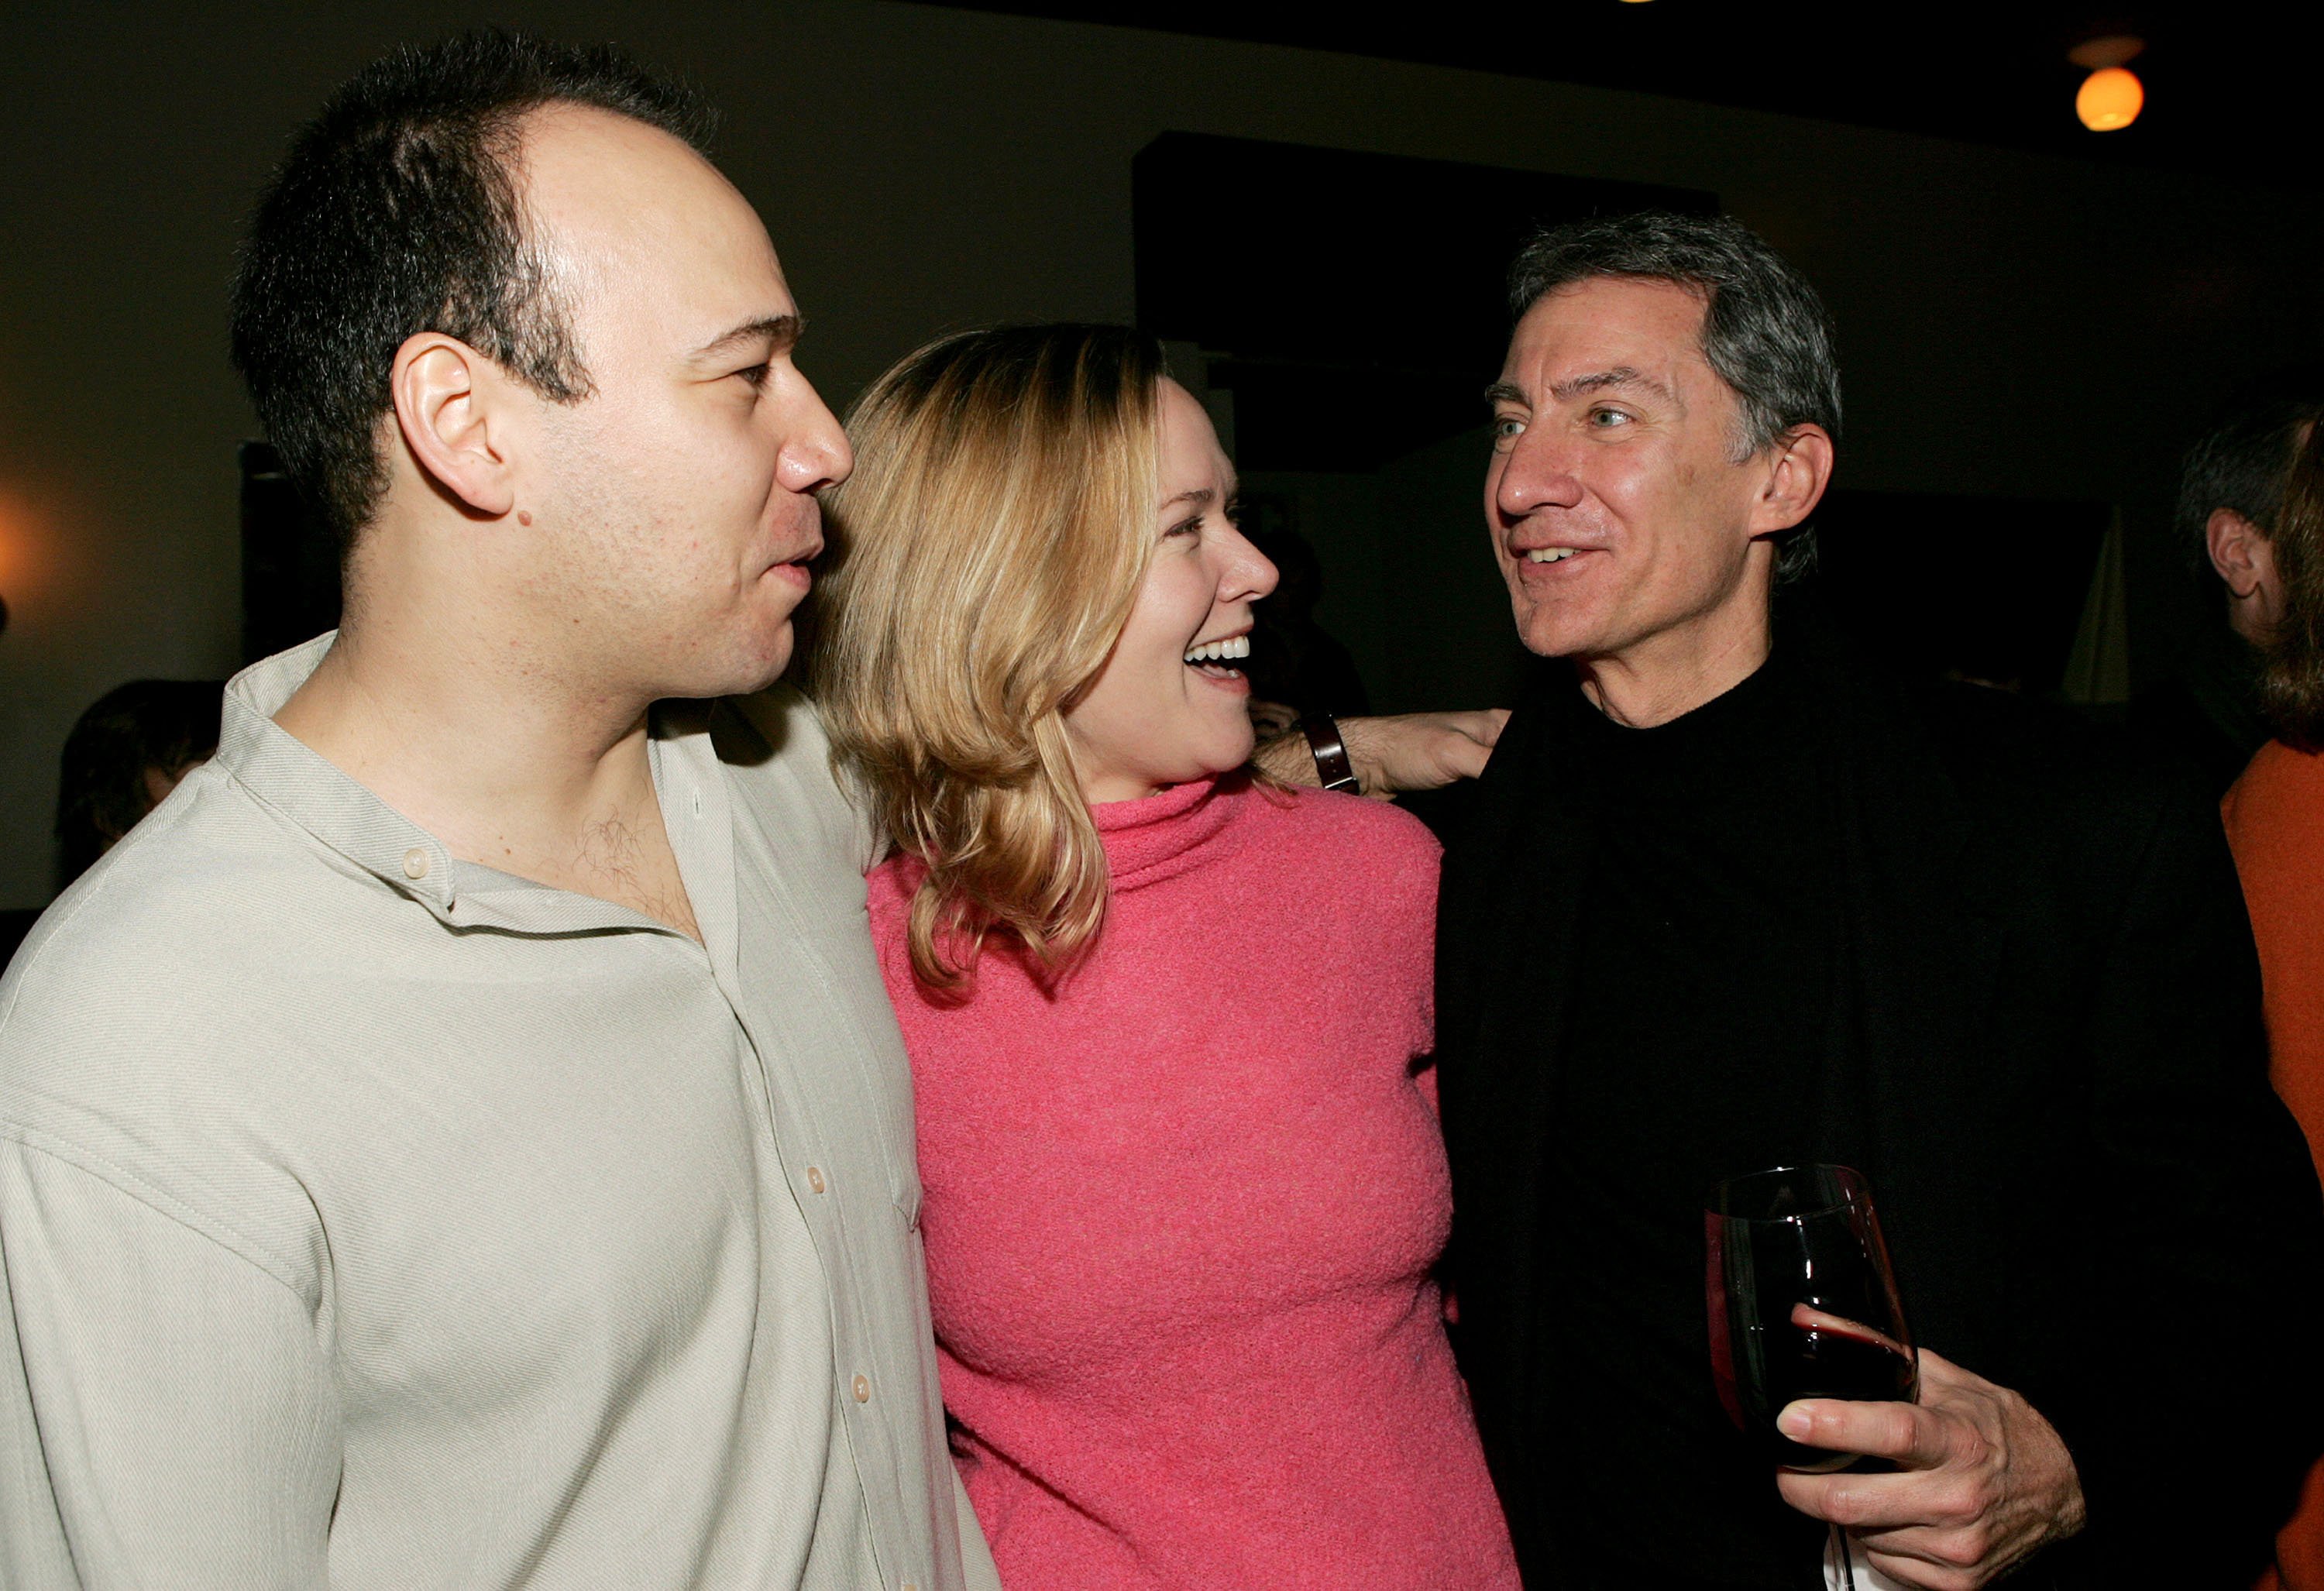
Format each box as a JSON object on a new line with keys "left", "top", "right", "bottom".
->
{"left": 868, "top": 775, "right": 1518, "bottom": 1589}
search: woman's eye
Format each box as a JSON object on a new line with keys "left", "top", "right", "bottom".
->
{"left": 1164, "top": 515, "right": 1202, "bottom": 540}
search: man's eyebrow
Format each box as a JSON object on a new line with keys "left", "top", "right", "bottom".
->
{"left": 1549, "top": 366, "right": 1670, "bottom": 404}
{"left": 1484, "top": 382, "right": 1529, "bottom": 408}
{"left": 690, "top": 314, "right": 803, "bottom": 363}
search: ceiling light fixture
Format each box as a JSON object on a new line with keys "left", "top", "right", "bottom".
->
{"left": 2068, "top": 35, "right": 2146, "bottom": 132}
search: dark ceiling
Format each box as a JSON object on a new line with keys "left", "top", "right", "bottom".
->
{"left": 922, "top": 2, "right": 2324, "bottom": 191}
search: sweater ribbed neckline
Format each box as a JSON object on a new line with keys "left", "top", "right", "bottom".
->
{"left": 1089, "top": 774, "right": 1239, "bottom": 892}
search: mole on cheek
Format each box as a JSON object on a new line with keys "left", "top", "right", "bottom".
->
{"left": 518, "top": 510, "right": 534, "bottom": 525}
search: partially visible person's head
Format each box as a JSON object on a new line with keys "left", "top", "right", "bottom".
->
{"left": 2181, "top": 369, "right": 2324, "bottom": 647}
{"left": 56, "top": 681, "right": 223, "bottom": 883}
{"left": 819, "top": 325, "right": 1275, "bottom": 988}
{"left": 1487, "top": 212, "right": 1838, "bottom": 668}
{"left": 232, "top": 31, "right": 848, "bottom": 699}
{"left": 2249, "top": 421, "right": 2324, "bottom": 749}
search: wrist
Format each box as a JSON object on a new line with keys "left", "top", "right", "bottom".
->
{"left": 1248, "top": 728, "right": 1317, "bottom": 786}
{"left": 1300, "top": 713, "right": 1361, "bottom": 794}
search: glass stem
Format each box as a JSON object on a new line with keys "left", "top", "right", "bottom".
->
{"left": 1829, "top": 1521, "right": 1857, "bottom": 1591}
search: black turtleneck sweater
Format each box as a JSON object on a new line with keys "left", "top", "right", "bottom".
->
{"left": 1442, "top": 607, "right": 2324, "bottom": 1591}
{"left": 1538, "top": 642, "right": 1845, "bottom": 1589}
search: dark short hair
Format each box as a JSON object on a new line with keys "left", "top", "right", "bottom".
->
{"left": 55, "top": 680, "right": 223, "bottom": 884}
{"left": 229, "top": 30, "right": 713, "bottom": 551}
{"left": 1508, "top": 211, "right": 1841, "bottom": 582}
{"left": 2177, "top": 368, "right": 2324, "bottom": 571}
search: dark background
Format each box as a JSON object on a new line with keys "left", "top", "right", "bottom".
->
{"left": 5, "top": 0, "right": 2319, "bottom": 905}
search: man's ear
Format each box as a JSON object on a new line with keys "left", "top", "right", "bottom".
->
{"left": 2209, "top": 507, "right": 2284, "bottom": 641}
{"left": 387, "top": 332, "right": 517, "bottom": 518}
{"left": 2207, "top": 508, "right": 2269, "bottom": 598}
{"left": 1750, "top": 424, "right": 1835, "bottom": 535}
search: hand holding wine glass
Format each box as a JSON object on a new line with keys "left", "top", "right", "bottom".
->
{"left": 1707, "top": 1163, "right": 1919, "bottom": 1587}
{"left": 1772, "top": 1345, "right": 2085, "bottom": 1590}
{"left": 1708, "top": 1163, "right": 2086, "bottom": 1590}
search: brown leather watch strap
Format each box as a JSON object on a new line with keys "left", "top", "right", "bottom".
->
{"left": 1300, "top": 713, "right": 1361, "bottom": 794}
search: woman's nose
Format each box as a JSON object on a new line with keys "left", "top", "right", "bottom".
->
{"left": 1219, "top": 532, "right": 1277, "bottom": 604}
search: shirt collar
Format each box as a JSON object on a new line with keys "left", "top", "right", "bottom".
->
{"left": 215, "top": 634, "right": 718, "bottom": 940}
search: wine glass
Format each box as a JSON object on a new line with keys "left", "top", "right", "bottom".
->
{"left": 1707, "top": 1163, "right": 1917, "bottom": 1591}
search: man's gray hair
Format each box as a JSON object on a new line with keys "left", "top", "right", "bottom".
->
{"left": 1508, "top": 211, "right": 1841, "bottom": 582}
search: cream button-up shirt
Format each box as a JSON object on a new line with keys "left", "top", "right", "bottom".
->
{"left": 0, "top": 637, "right": 998, "bottom": 1591}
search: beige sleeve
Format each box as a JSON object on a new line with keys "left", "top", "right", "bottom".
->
{"left": 954, "top": 1462, "right": 1002, "bottom": 1591}
{"left": 0, "top": 1140, "right": 339, "bottom": 1589}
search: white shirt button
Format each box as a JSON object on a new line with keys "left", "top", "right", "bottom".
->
{"left": 806, "top": 1167, "right": 826, "bottom": 1194}
{"left": 852, "top": 1374, "right": 870, "bottom": 1404}
{"left": 401, "top": 847, "right": 430, "bottom": 880}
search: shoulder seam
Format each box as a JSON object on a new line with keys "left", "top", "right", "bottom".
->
{"left": 0, "top": 873, "right": 119, "bottom": 1036}
{"left": 0, "top": 1125, "right": 314, "bottom": 1301}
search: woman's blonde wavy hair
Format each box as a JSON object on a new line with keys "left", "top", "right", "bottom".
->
{"left": 816, "top": 324, "right": 1167, "bottom": 991}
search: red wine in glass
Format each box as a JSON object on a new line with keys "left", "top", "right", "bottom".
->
{"left": 1707, "top": 1164, "right": 1917, "bottom": 1587}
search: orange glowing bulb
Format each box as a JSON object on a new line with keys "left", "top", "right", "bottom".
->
{"left": 2077, "top": 67, "right": 2144, "bottom": 132}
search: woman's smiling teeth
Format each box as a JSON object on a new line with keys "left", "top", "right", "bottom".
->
{"left": 1526, "top": 547, "right": 1580, "bottom": 563}
{"left": 1184, "top": 634, "right": 1250, "bottom": 674}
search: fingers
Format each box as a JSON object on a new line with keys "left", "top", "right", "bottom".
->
{"left": 1910, "top": 1344, "right": 1969, "bottom": 1390}
{"left": 1334, "top": 711, "right": 1506, "bottom": 794}
{"left": 1779, "top": 1396, "right": 1951, "bottom": 1468}
{"left": 1856, "top": 1524, "right": 2005, "bottom": 1590}
{"left": 1779, "top": 1461, "right": 1988, "bottom": 1534}
{"left": 1392, "top": 709, "right": 1509, "bottom": 747}
{"left": 1436, "top": 707, "right": 1510, "bottom": 747}
{"left": 1787, "top": 1476, "right": 2009, "bottom": 1591}
{"left": 1430, "top": 730, "right": 1494, "bottom": 782}
{"left": 1780, "top": 1352, "right": 2079, "bottom": 1590}
{"left": 1856, "top": 1543, "right": 1989, "bottom": 1591}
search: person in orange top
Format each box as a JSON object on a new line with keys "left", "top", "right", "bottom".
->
{"left": 2212, "top": 389, "right": 2324, "bottom": 1591}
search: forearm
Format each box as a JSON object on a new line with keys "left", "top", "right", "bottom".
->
{"left": 1249, "top": 709, "right": 1508, "bottom": 796}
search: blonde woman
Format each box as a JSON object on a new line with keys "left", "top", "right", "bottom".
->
{"left": 817, "top": 325, "right": 1517, "bottom": 1589}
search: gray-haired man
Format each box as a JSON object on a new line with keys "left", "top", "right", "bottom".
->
{"left": 1436, "top": 212, "right": 2324, "bottom": 1589}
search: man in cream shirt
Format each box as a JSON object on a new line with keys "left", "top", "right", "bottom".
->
{"left": 0, "top": 33, "right": 996, "bottom": 1590}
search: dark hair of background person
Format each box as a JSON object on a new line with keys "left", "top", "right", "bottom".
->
{"left": 2257, "top": 421, "right": 2324, "bottom": 751}
{"left": 1506, "top": 211, "right": 1841, "bottom": 584}
{"left": 54, "top": 680, "right": 224, "bottom": 887}
{"left": 2175, "top": 366, "right": 2324, "bottom": 574}
{"left": 228, "top": 29, "right": 714, "bottom": 552}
